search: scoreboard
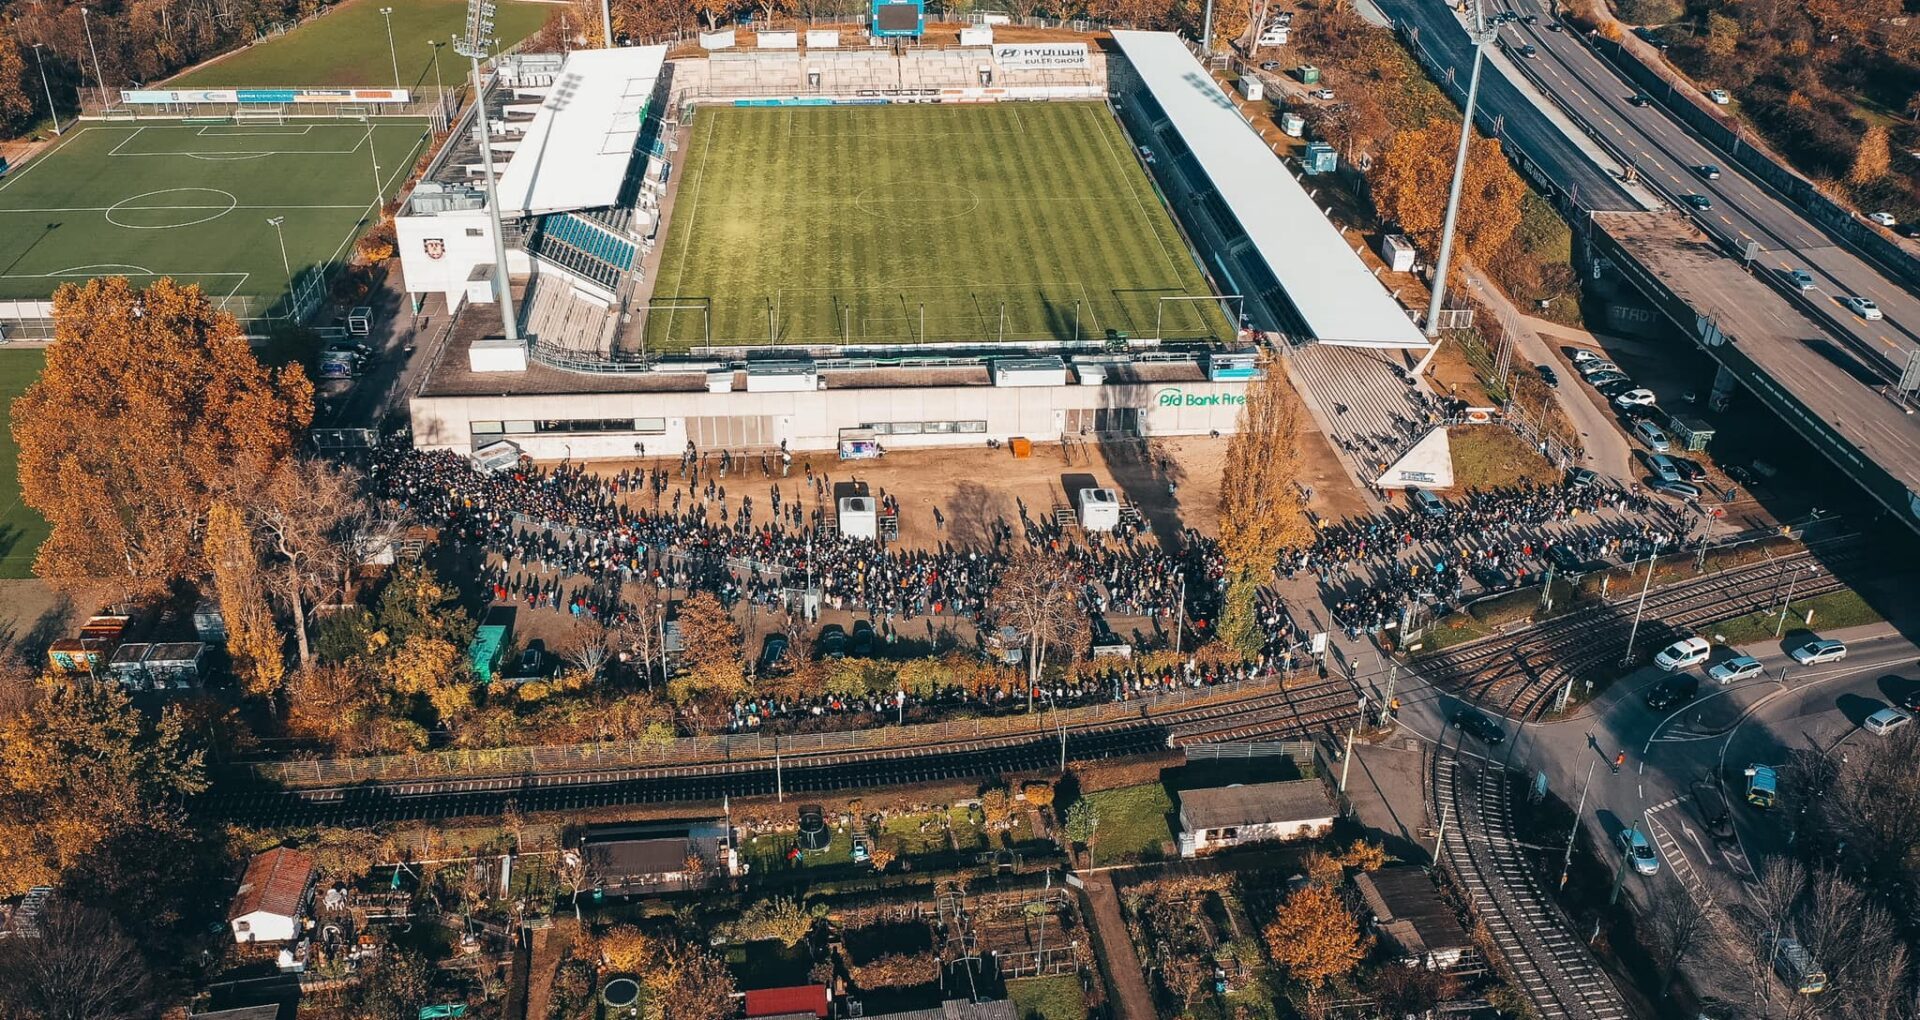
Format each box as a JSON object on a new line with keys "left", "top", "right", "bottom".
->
{"left": 870, "top": 0, "right": 925, "bottom": 37}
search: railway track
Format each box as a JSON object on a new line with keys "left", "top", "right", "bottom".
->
{"left": 200, "top": 676, "right": 1365, "bottom": 826}
{"left": 1417, "top": 544, "right": 1869, "bottom": 720}
{"left": 1435, "top": 756, "right": 1629, "bottom": 1020}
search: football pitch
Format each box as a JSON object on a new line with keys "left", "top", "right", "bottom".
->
{"left": 0, "top": 120, "right": 431, "bottom": 317}
{"left": 169, "top": 0, "right": 551, "bottom": 93}
{"left": 645, "top": 103, "right": 1235, "bottom": 350}
{"left": 0, "top": 349, "right": 48, "bottom": 580}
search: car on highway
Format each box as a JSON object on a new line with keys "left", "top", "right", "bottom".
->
{"left": 1632, "top": 419, "right": 1672, "bottom": 452}
{"left": 1708, "top": 88, "right": 1731, "bottom": 104}
{"left": 1709, "top": 655, "right": 1765, "bottom": 684}
{"left": 1655, "top": 636, "right": 1712, "bottom": 671}
{"left": 1618, "top": 826, "right": 1660, "bottom": 875}
{"left": 1628, "top": 92, "right": 1652, "bottom": 107}
{"left": 1695, "top": 164, "right": 1722, "bottom": 180}
{"left": 1645, "top": 676, "right": 1699, "bottom": 711}
{"left": 1868, "top": 211, "right": 1897, "bottom": 227}
{"left": 1518, "top": 43, "right": 1538, "bottom": 58}
{"left": 1586, "top": 370, "right": 1630, "bottom": 389}
{"left": 1685, "top": 193, "right": 1713, "bottom": 211}
{"left": 1843, "top": 295, "right": 1884, "bottom": 320}
{"left": 1522, "top": 13, "right": 1539, "bottom": 23}
{"left": 1536, "top": 364, "right": 1558, "bottom": 386}
{"left": 1865, "top": 707, "right": 1913, "bottom": 736}
{"left": 1578, "top": 359, "right": 1621, "bottom": 377}
{"left": 1790, "top": 638, "right": 1848, "bottom": 665}
{"left": 1451, "top": 710, "right": 1506, "bottom": 746}
{"left": 1614, "top": 388, "right": 1658, "bottom": 408}
{"left": 1650, "top": 479, "right": 1702, "bottom": 500}
{"left": 1787, "top": 268, "right": 1816, "bottom": 291}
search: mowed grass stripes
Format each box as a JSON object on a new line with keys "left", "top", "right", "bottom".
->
{"left": 645, "top": 103, "right": 1232, "bottom": 350}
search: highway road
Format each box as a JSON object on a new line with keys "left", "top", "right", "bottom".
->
{"left": 1488, "top": 0, "right": 1920, "bottom": 375}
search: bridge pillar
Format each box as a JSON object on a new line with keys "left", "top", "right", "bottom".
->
{"left": 1709, "top": 362, "right": 1739, "bottom": 413}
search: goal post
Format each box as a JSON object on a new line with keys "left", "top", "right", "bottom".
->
{"left": 232, "top": 105, "right": 288, "bottom": 125}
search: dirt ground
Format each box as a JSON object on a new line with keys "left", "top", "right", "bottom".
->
{"left": 0, "top": 578, "right": 114, "bottom": 666}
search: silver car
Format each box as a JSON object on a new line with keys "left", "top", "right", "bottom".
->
{"left": 1708, "top": 655, "right": 1764, "bottom": 684}
{"left": 1791, "top": 639, "right": 1847, "bottom": 665}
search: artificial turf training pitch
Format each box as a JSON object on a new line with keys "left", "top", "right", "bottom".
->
{"left": 0, "top": 120, "right": 431, "bottom": 317}
{"left": 645, "top": 102, "right": 1235, "bottom": 351}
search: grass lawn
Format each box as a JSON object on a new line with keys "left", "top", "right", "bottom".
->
{"left": 0, "top": 349, "right": 47, "bottom": 579}
{"left": 1006, "top": 975, "right": 1087, "bottom": 1020}
{"left": 0, "top": 121, "right": 429, "bottom": 315}
{"left": 1447, "top": 424, "right": 1558, "bottom": 492}
{"left": 1083, "top": 783, "right": 1174, "bottom": 866}
{"left": 170, "top": 0, "right": 550, "bottom": 93}
{"left": 647, "top": 103, "right": 1235, "bottom": 351}
{"left": 1708, "top": 589, "right": 1885, "bottom": 646}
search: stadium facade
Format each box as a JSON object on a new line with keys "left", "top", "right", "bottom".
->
{"left": 402, "top": 31, "right": 1430, "bottom": 462}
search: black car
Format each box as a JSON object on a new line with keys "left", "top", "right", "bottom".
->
{"left": 1692, "top": 780, "right": 1735, "bottom": 841}
{"left": 1598, "top": 379, "right": 1639, "bottom": 398}
{"left": 1645, "top": 676, "right": 1699, "bottom": 712}
{"left": 758, "top": 634, "right": 791, "bottom": 674}
{"left": 1673, "top": 457, "right": 1708, "bottom": 482}
{"left": 1685, "top": 193, "right": 1713, "bottom": 211}
{"left": 850, "top": 619, "right": 875, "bottom": 656}
{"left": 816, "top": 624, "right": 848, "bottom": 659}
{"left": 1536, "top": 363, "right": 1559, "bottom": 386}
{"left": 1628, "top": 93, "right": 1652, "bottom": 107}
{"left": 1452, "top": 710, "right": 1507, "bottom": 745}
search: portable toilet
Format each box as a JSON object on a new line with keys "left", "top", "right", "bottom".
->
{"left": 1237, "top": 76, "right": 1264, "bottom": 103}
{"left": 1303, "top": 142, "right": 1339, "bottom": 175}
{"left": 1379, "top": 234, "right": 1417, "bottom": 273}
{"left": 838, "top": 496, "right": 878, "bottom": 540}
{"left": 1078, "top": 488, "right": 1121, "bottom": 532}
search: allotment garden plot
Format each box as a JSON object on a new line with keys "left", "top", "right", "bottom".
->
{"left": 645, "top": 102, "right": 1235, "bottom": 351}
{"left": 0, "top": 120, "right": 430, "bottom": 318}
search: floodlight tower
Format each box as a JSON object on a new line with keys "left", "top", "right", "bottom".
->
{"left": 456, "top": 0, "right": 519, "bottom": 342}
{"left": 1417, "top": 0, "right": 1495, "bottom": 371}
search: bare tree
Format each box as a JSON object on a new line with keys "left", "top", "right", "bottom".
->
{"left": 614, "top": 584, "right": 664, "bottom": 687}
{"left": 558, "top": 849, "right": 590, "bottom": 923}
{"left": 0, "top": 897, "right": 156, "bottom": 1020}
{"left": 989, "top": 548, "right": 1089, "bottom": 712}
{"left": 564, "top": 617, "right": 614, "bottom": 682}
{"left": 1646, "top": 892, "right": 1712, "bottom": 995}
{"left": 254, "top": 458, "right": 364, "bottom": 665}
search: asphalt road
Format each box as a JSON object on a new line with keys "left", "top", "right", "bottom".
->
{"left": 1489, "top": 0, "right": 1920, "bottom": 374}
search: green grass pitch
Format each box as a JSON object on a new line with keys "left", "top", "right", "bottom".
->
{"left": 0, "top": 349, "right": 48, "bottom": 580}
{"left": 0, "top": 120, "right": 431, "bottom": 316}
{"left": 169, "top": 0, "right": 551, "bottom": 93}
{"left": 645, "top": 103, "right": 1236, "bottom": 350}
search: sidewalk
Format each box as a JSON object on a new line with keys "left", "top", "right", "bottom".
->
{"left": 1343, "top": 739, "right": 1432, "bottom": 865}
{"left": 1078, "top": 872, "right": 1157, "bottom": 1020}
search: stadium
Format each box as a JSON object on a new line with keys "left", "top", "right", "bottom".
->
{"left": 398, "top": 23, "right": 1434, "bottom": 461}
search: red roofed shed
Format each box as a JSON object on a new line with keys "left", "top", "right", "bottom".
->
{"left": 744, "top": 984, "right": 830, "bottom": 1019}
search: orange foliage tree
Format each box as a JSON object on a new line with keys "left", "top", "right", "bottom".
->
{"left": 1372, "top": 119, "right": 1527, "bottom": 289}
{"left": 206, "top": 500, "right": 286, "bottom": 698}
{"left": 12, "top": 277, "right": 312, "bottom": 591}
{"left": 1262, "top": 882, "right": 1371, "bottom": 994}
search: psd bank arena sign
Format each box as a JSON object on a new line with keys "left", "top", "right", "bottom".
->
{"left": 991, "top": 43, "right": 1090, "bottom": 69}
{"left": 1154, "top": 387, "right": 1245, "bottom": 408}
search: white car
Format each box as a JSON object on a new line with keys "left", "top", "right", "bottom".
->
{"left": 1869, "top": 211, "right": 1897, "bottom": 227}
{"left": 1571, "top": 349, "right": 1602, "bottom": 366}
{"left": 1579, "top": 359, "right": 1622, "bottom": 377}
{"left": 1790, "top": 639, "right": 1847, "bottom": 665}
{"left": 1708, "top": 88, "right": 1731, "bottom": 105}
{"left": 1655, "top": 636, "right": 1711, "bottom": 671}
{"left": 1614, "top": 388, "right": 1658, "bottom": 408}
{"left": 1138, "top": 146, "right": 1157, "bottom": 164}
{"left": 1865, "top": 707, "right": 1913, "bottom": 736}
{"left": 1844, "top": 296, "right": 1884, "bottom": 321}
{"left": 1708, "top": 655, "right": 1764, "bottom": 684}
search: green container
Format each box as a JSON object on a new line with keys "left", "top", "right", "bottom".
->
{"left": 1297, "top": 65, "right": 1321, "bottom": 85}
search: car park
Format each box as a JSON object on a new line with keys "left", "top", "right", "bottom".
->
{"left": 1614, "top": 388, "right": 1658, "bottom": 408}
{"left": 1869, "top": 211, "right": 1897, "bottom": 227}
{"left": 1536, "top": 364, "right": 1558, "bottom": 386}
{"left": 1787, "top": 269, "right": 1815, "bottom": 290}
{"left": 1578, "top": 359, "right": 1621, "bottom": 377}
{"left": 1655, "top": 636, "right": 1712, "bottom": 671}
{"left": 1633, "top": 420, "right": 1671, "bottom": 451}
{"left": 1695, "top": 164, "right": 1721, "bottom": 179}
{"left": 1709, "top": 655, "right": 1764, "bottom": 684}
{"left": 1651, "top": 479, "right": 1702, "bottom": 500}
{"left": 1865, "top": 707, "right": 1913, "bottom": 736}
{"left": 1790, "top": 639, "right": 1847, "bottom": 665}
{"left": 1844, "top": 295, "right": 1884, "bottom": 320}
{"left": 1685, "top": 193, "right": 1713, "bottom": 211}
{"left": 1645, "top": 676, "right": 1699, "bottom": 711}
{"left": 1452, "top": 711, "right": 1506, "bottom": 745}
{"left": 1618, "top": 826, "right": 1660, "bottom": 875}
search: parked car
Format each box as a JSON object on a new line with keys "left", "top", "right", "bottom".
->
{"left": 1586, "top": 371, "right": 1631, "bottom": 389}
{"left": 1571, "top": 349, "right": 1602, "bottom": 366}
{"left": 1536, "top": 364, "right": 1559, "bottom": 386}
{"left": 1708, "top": 655, "right": 1765, "bottom": 684}
{"left": 1137, "top": 145, "right": 1157, "bottom": 164}
{"left": 1618, "top": 826, "right": 1660, "bottom": 875}
{"left": 1579, "top": 359, "right": 1622, "bottom": 377}
{"left": 1790, "top": 639, "right": 1848, "bottom": 665}
{"left": 1673, "top": 457, "right": 1708, "bottom": 482}
{"left": 1685, "top": 193, "right": 1713, "bottom": 211}
{"left": 1309, "top": 87, "right": 1336, "bottom": 100}
{"left": 1645, "top": 676, "right": 1700, "bottom": 711}
{"left": 1633, "top": 420, "right": 1672, "bottom": 452}
{"left": 1787, "top": 268, "right": 1816, "bottom": 291}
{"left": 1566, "top": 467, "right": 1599, "bottom": 488}
{"left": 1868, "top": 211, "right": 1897, "bottom": 227}
{"left": 1651, "top": 479, "right": 1702, "bottom": 500}
{"left": 1708, "top": 88, "right": 1730, "bottom": 104}
{"left": 758, "top": 634, "right": 790, "bottom": 674}
{"left": 1695, "top": 164, "right": 1722, "bottom": 180}
{"left": 1645, "top": 452, "right": 1682, "bottom": 483}
{"left": 1844, "top": 295, "right": 1884, "bottom": 320}
{"left": 1655, "top": 636, "right": 1712, "bottom": 671}
{"left": 1614, "top": 388, "right": 1658, "bottom": 408}
{"left": 816, "top": 623, "right": 848, "bottom": 659}
{"left": 1259, "top": 60, "right": 1280, "bottom": 71}
{"left": 1865, "top": 707, "right": 1913, "bottom": 736}
{"left": 1409, "top": 488, "right": 1447, "bottom": 517}
{"left": 1452, "top": 710, "right": 1507, "bottom": 746}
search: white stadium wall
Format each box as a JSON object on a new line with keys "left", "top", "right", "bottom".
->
{"left": 396, "top": 211, "right": 532, "bottom": 313}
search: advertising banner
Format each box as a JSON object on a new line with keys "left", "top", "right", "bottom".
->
{"left": 991, "top": 43, "right": 1090, "bottom": 69}
{"left": 120, "top": 87, "right": 411, "bottom": 105}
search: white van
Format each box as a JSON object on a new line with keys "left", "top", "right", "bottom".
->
{"left": 1654, "top": 636, "right": 1711, "bottom": 671}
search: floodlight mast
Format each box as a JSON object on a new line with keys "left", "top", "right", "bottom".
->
{"left": 456, "top": 0, "right": 519, "bottom": 343}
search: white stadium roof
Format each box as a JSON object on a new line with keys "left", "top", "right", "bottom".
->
{"left": 494, "top": 46, "right": 666, "bottom": 217}
{"left": 1110, "top": 31, "right": 1430, "bottom": 349}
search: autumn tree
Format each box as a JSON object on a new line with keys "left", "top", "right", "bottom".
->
{"left": 1372, "top": 120, "right": 1527, "bottom": 291}
{"left": 733, "top": 896, "right": 816, "bottom": 947}
{"left": 12, "top": 277, "right": 312, "bottom": 591}
{"left": 635, "top": 937, "right": 738, "bottom": 1020}
{"left": 596, "top": 924, "right": 658, "bottom": 972}
{"left": 1262, "top": 883, "right": 1370, "bottom": 997}
{"left": 0, "top": 35, "right": 34, "bottom": 135}
{"left": 1216, "top": 368, "right": 1311, "bottom": 655}
{"left": 0, "top": 897, "right": 156, "bottom": 1020}
{"left": 667, "top": 592, "right": 747, "bottom": 728}
{"left": 0, "top": 681, "right": 205, "bottom": 895}
{"left": 206, "top": 500, "right": 285, "bottom": 698}
{"left": 1063, "top": 799, "right": 1100, "bottom": 851}
{"left": 989, "top": 548, "right": 1088, "bottom": 712}
{"left": 1849, "top": 125, "right": 1892, "bottom": 187}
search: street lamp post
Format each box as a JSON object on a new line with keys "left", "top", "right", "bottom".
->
{"left": 1775, "top": 563, "right": 1817, "bottom": 637}
{"left": 81, "top": 8, "right": 108, "bottom": 111}
{"left": 380, "top": 7, "right": 401, "bottom": 89}
{"left": 267, "top": 216, "right": 291, "bottom": 282}
{"left": 1620, "top": 553, "right": 1656, "bottom": 667}
{"left": 1415, "top": 0, "right": 1494, "bottom": 373}
{"left": 30, "top": 44, "right": 60, "bottom": 135}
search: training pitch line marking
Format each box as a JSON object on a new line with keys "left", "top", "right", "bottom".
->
{"left": 0, "top": 203, "right": 367, "bottom": 213}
